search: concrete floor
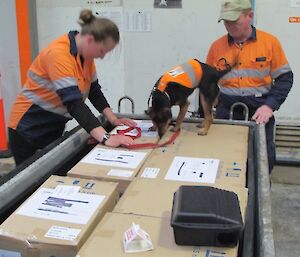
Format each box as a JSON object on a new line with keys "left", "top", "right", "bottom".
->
{"left": 0, "top": 157, "right": 299, "bottom": 256}
{"left": 0, "top": 156, "right": 15, "bottom": 178}
{"left": 271, "top": 166, "right": 300, "bottom": 257}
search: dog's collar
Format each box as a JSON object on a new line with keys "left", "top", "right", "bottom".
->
{"left": 163, "top": 91, "right": 171, "bottom": 102}
{"left": 148, "top": 88, "right": 171, "bottom": 108}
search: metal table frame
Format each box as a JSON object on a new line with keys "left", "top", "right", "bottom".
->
{"left": 0, "top": 115, "right": 274, "bottom": 257}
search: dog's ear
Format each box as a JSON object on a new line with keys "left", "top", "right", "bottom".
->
{"left": 215, "top": 67, "right": 231, "bottom": 81}
{"left": 145, "top": 107, "right": 154, "bottom": 117}
{"left": 203, "top": 63, "right": 232, "bottom": 83}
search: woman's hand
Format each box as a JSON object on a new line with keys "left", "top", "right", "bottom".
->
{"left": 102, "top": 107, "right": 137, "bottom": 127}
{"left": 112, "top": 118, "right": 137, "bottom": 127}
{"left": 104, "top": 134, "right": 134, "bottom": 147}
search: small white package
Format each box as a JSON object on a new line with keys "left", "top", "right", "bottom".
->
{"left": 123, "top": 222, "right": 154, "bottom": 253}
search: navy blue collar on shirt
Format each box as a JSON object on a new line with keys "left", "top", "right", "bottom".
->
{"left": 68, "top": 30, "right": 79, "bottom": 56}
{"left": 227, "top": 26, "right": 257, "bottom": 44}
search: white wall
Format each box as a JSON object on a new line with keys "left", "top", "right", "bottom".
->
{"left": 36, "top": 0, "right": 226, "bottom": 123}
{"left": 0, "top": 0, "right": 21, "bottom": 127}
{"left": 123, "top": 0, "right": 225, "bottom": 114}
{"left": 256, "top": 0, "right": 300, "bottom": 122}
{"left": 36, "top": 1, "right": 127, "bottom": 129}
{"left": 0, "top": 0, "right": 296, "bottom": 144}
{"left": 14, "top": 0, "right": 299, "bottom": 130}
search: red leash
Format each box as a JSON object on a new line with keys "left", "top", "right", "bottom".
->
{"left": 117, "top": 127, "right": 180, "bottom": 150}
{"left": 116, "top": 126, "right": 142, "bottom": 139}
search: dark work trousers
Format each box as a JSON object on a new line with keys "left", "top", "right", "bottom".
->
{"left": 216, "top": 104, "right": 276, "bottom": 173}
{"left": 8, "top": 128, "right": 40, "bottom": 166}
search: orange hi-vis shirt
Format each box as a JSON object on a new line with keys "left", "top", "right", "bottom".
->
{"left": 157, "top": 59, "right": 203, "bottom": 92}
{"left": 9, "top": 32, "right": 97, "bottom": 131}
{"left": 206, "top": 28, "right": 292, "bottom": 97}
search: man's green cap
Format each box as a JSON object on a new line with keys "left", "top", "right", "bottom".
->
{"left": 218, "top": 0, "right": 252, "bottom": 22}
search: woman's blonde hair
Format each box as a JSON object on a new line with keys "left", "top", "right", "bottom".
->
{"left": 78, "top": 9, "right": 119, "bottom": 43}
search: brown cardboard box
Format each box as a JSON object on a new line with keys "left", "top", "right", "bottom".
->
{"left": 137, "top": 123, "right": 248, "bottom": 187}
{"left": 68, "top": 120, "right": 159, "bottom": 195}
{"left": 76, "top": 212, "right": 239, "bottom": 257}
{"left": 68, "top": 144, "right": 152, "bottom": 195}
{"left": 160, "top": 123, "right": 248, "bottom": 161}
{"left": 0, "top": 175, "right": 119, "bottom": 257}
{"left": 113, "top": 179, "right": 248, "bottom": 221}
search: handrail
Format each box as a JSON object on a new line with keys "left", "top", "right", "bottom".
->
{"left": 230, "top": 102, "right": 249, "bottom": 121}
{"left": 118, "top": 96, "right": 135, "bottom": 114}
{"left": 256, "top": 124, "right": 275, "bottom": 257}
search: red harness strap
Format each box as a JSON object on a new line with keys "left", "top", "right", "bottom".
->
{"left": 116, "top": 127, "right": 180, "bottom": 150}
{"left": 116, "top": 126, "right": 142, "bottom": 139}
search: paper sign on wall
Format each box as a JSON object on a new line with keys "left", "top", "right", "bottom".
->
{"left": 291, "top": 0, "right": 300, "bottom": 8}
{"left": 125, "top": 11, "right": 152, "bottom": 32}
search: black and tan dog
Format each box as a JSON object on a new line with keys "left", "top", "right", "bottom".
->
{"left": 146, "top": 59, "right": 231, "bottom": 138}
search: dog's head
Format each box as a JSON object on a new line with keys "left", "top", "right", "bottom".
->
{"left": 145, "top": 89, "right": 172, "bottom": 138}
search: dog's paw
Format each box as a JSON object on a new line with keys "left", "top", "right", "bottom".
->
{"left": 197, "top": 128, "right": 208, "bottom": 136}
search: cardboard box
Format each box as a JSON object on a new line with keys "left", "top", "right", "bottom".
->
{"left": 68, "top": 145, "right": 152, "bottom": 195}
{"left": 113, "top": 179, "right": 248, "bottom": 221}
{"left": 138, "top": 123, "right": 248, "bottom": 187}
{"left": 76, "top": 212, "right": 239, "bottom": 257}
{"left": 160, "top": 123, "right": 248, "bottom": 161}
{"left": 0, "top": 175, "right": 119, "bottom": 257}
{"left": 68, "top": 120, "right": 159, "bottom": 195}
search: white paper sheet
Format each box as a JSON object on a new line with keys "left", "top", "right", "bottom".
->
{"left": 164, "top": 156, "right": 219, "bottom": 184}
{"left": 291, "top": 0, "right": 300, "bottom": 8}
{"left": 16, "top": 186, "right": 105, "bottom": 224}
{"left": 141, "top": 167, "right": 160, "bottom": 179}
{"left": 45, "top": 226, "right": 81, "bottom": 241}
{"left": 52, "top": 185, "right": 80, "bottom": 195}
{"left": 107, "top": 169, "right": 134, "bottom": 178}
{"left": 95, "top": 7, "right": 123, "bottom": 31}
{"left": 125, "top": 11, "right": 152, "bottom": 32}
{"left": 110, "top": 120, "right": 157, "bottom": 138}
{"left": 81, "top": 148, "right": 147, "bottom": 169}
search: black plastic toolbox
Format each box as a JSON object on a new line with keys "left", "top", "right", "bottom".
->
{"left": 171, "top": 185, "right": 244, "bottom": 247}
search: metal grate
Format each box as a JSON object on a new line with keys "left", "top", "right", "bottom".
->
{"left": 275, "top": 123, "right": 300, "bottom": 165}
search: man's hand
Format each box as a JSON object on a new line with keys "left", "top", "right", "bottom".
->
{"left": 251, "top": 105, "right": 273, "bottom": 124}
